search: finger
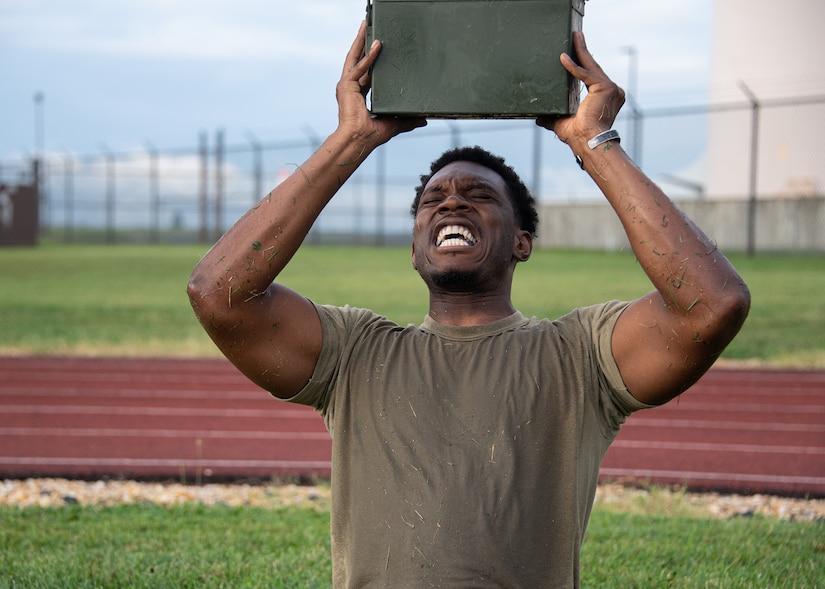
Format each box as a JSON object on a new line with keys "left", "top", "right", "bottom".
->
{"left": 358, "top": 70, "right": 372, "bottom": 98}
{"left": 559, "top": 51, "right": 584, "bottom": 79}
{"left": 570, "top": 32, "right": 609, "bottom": 79}
{"left": 355, "top": 39, "right": 382, "bottom": 79}
{"left": 348, "top": 39, "right": 381, "bottom": 85}
{"left": 560, "top": 42, "right": 618, "bottom": 99}
{"left": 394, "top": 116, "right": 428, "bottom": 135}
{"left": 342, "top": 20, "right": 368, "bottom": 76}
{"left": 559, "top": 35, "right": 592, "bottom": 82}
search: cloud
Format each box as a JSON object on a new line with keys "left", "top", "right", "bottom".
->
{"left": 583, "top": 0, "right": 712, "bottom": 103}
{"left": 0, "top": 0, "right": 365, "bottom": 62}
{"left": 0, "top": 0, "right": 715, "bottom": 159}
{"left": 1, "top": 0, "right": 712, "bottom": 87}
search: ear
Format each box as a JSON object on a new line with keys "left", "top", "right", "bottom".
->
{"left": 411, "top": 242, "right": 418, "bottom": 270}
{"left": 514, "top": 230, "right": 533, "bottom": 262}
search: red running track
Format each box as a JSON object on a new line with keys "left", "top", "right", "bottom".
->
{"left": 1, "top": 356, "right": 823, "bottom": 497}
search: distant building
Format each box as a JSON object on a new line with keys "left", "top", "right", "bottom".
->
{"left": 706, "top": 0, "right": 825, "bottom": 199}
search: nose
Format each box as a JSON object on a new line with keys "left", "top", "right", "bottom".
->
{"left": 438, "top": 193, "right": 471, "bottom": 213}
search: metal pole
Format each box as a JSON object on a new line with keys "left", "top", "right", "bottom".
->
{"left": 448, "top": 121, "right": 461, "bottom": 149}
{"left": 621, "top": 46, "right": 641, "bottom": 164}
{"left": 103, "top": 146, "right": 116, "bottom": 244}
{"left": 532, "top": 125, "right": 542, "bottom": 199}
{"left": 63, "top": 153, "right": 73, "bottom": 244}
{"left": 145, "top": 142, "right": 160, "bottom": 244}
{"left": 34, "top": 92, "right": 45, "bottom": 159}
{"left": 353, "top": 171, "right": 363, "bottom": 245}
{"left": 33, "top": 92, "right": 46, "bottom": 235}
{"left": 245, "top": 132, "right": 263, "bottom": 205}
{"left": 214, "top": 129, "right": 224, "bottom": 242}
{"left": 198, "top": 132, "right": 209, "bottom": 243}
{"left": 376, "top": 145, "right": 386, "bottom": 246}
{"left": 739, "top": 82, "right": 760, "bottom": 257}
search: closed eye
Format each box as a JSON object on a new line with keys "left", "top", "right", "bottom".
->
{"left": 419, "top": 195, "right": 443, "bottom": 208}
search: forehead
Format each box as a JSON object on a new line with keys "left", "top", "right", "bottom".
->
{"left": 424, "top": 161, "right": 508, "bottom": 193}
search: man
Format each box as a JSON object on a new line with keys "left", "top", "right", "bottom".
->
{"left": 188, "top": 22, "right": 750, "bottom": 588}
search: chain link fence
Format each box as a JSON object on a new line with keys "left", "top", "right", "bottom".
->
{"left": 1, "top": 94, "right": 823, "bottom": 252}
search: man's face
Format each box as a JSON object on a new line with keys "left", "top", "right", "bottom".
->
{"left": 412, "top": 161, "right": 530, "bottom": 292}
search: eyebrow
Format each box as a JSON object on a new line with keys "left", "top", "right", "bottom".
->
{"left": 423, "top": 178, "right": 500, "bottom": 194}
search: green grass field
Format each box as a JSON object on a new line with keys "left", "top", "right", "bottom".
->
{"left": 0, "top": 243, "right": 823, "bottom": 365}
{"left": 1, "top": 243, "right": 823, "bottom": 586}
{"left": 1, "top": 503, "right": 822, "bottom": 588}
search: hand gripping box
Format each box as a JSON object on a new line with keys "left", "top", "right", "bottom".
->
{"left": 365, "top": 0, "right": 585, "bottom": 118}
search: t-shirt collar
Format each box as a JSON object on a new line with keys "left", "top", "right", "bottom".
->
{"left": 420, "top": 311, "right": 528, "bottom": 341}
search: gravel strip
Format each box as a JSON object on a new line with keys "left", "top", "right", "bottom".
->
{"left": 1, "top": 478, "right": 823, "bottom": 522}
{"left": 594, "top": 483, "right": 825, "bottom": 522}
{"left": 0, "top": 478, "right": 330, "bottom": 511}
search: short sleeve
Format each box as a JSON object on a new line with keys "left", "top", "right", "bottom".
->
{"left": 282, "top": 303, "right": 344, "bottom": 415}
{"left": 579, "top": 301, "right": 655, "bottom": 432}
{"left": 283, "top": 303, "right": 396, "bottom": 436}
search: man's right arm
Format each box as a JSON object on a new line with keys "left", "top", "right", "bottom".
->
{"left": 186, "top": 22, "right": 425, "bottom": 399}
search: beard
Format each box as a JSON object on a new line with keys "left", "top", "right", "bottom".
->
{"left": 426, "top": 267, "right": 482, "bottom": 292}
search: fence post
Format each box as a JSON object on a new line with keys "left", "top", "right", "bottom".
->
{"left": 739, "top": 82, "right": 760, "bottom": 257}
{"left": 532, "top": 125, "right": 542, "bottom": 198}
{"left": 376, "top": 145, "right": 386, "bottom": 246}
{"left": 102, "top": 146, "right": 116, "bottom": 244}
{"left": 198, "top": 132, "right": 209, "bottom": 243}
{"left": 63, "top": 153, "right": 73, "bottom": 243}
{"left": 214, "top": 129, "right": 224, "bottom": 243}
{"left": 245, "top": 133, "right": 263, "bottom": 205}
{"left": 30, "top": 156, "right": 48, "bottom": 239}
{"left": 145, "top": 142, "right": 160, "bottom": 244}
{"left": 448, "top": 121, "right": 461, "bottom": 149}
{"left": 621, "top": 46, "right": 642, "bottom": 166}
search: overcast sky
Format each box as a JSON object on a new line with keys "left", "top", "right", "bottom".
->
{"left": 0, "top": 0, "right": 714, "bottom": 161}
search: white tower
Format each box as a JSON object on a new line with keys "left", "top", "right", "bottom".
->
{"left": 705, "top": 0, "right": 825, "bottom": 199}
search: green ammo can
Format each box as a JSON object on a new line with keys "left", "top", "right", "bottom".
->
{"left": 365, "top": 0, "right": 585, "bottom": 118}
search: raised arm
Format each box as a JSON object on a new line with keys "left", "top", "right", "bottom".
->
{"left": 187, "top": 22, "right": 425, "bottom": 398}
{"left": 538, "top": 32, "right": 750, "bottom": 405}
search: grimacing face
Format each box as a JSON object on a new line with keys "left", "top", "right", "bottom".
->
{"left": 411, "top": 161, "right": 531, "bottom": 293}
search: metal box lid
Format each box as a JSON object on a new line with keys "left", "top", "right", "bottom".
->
{"left": 366, "top": 0, "right": 585, "bottom": 118}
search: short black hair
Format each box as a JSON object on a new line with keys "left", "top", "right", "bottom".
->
{"left": 411, "top": 146, "right": 539, "bottom": 237}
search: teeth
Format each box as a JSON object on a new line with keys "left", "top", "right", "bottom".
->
{"left": 436, "top": 225, "right": 477, "bottom": 247}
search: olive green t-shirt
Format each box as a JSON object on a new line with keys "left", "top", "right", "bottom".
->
{"left": 288, "top": 301, "right": 650, "bottom": 588}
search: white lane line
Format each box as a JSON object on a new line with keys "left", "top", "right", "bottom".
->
{"left": 0, "top": 427, "right": 329, "bottom": 440}
{"left": 610, "top": 439, "right": 823, "bottom": 454}
{"left": 0, "top": 456, "right": 331, "bottom": 469}
{"left": 599, "top": 468, "right": 825, "bottom": 486}
{"left": 0, "top": 388, "right": 265, "bottom": 400}
{"left": 0, "top": 405, "right": 318, "bottom": 418}
{"left": 631, "top": 403, "right": 825, "bottom": 414}
{"left": 623, "top": 418, "right": 825, "bottom": 433}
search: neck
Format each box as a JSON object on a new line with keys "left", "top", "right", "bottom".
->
{"left": 427, "top": 290, "right": 516, "bottom": 326}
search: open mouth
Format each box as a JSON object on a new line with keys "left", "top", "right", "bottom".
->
{"left": 436, "top": 224, "right": 477, "bottom": 248}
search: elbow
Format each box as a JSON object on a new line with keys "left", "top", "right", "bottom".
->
{"left": 186, "top": 264, "right": 218, "bottom": 323}
{"left": 730, "top": 280, "right": 751, "bottom": 326}
{"left": 715, "top": 280, "right": 752, "bottom": 344}
{"left": 187, "top": 268, "right": 204, "bottom": 300}
{"left": 186, "top": 267, "right": 204, "bottom": 308}
{"left": 187, "top": 262, "right": 257, "bottom": 334}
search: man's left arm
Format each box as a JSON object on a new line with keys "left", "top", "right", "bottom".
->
{"left": 540, "top": 33, "right": 751, "bottom": 405}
